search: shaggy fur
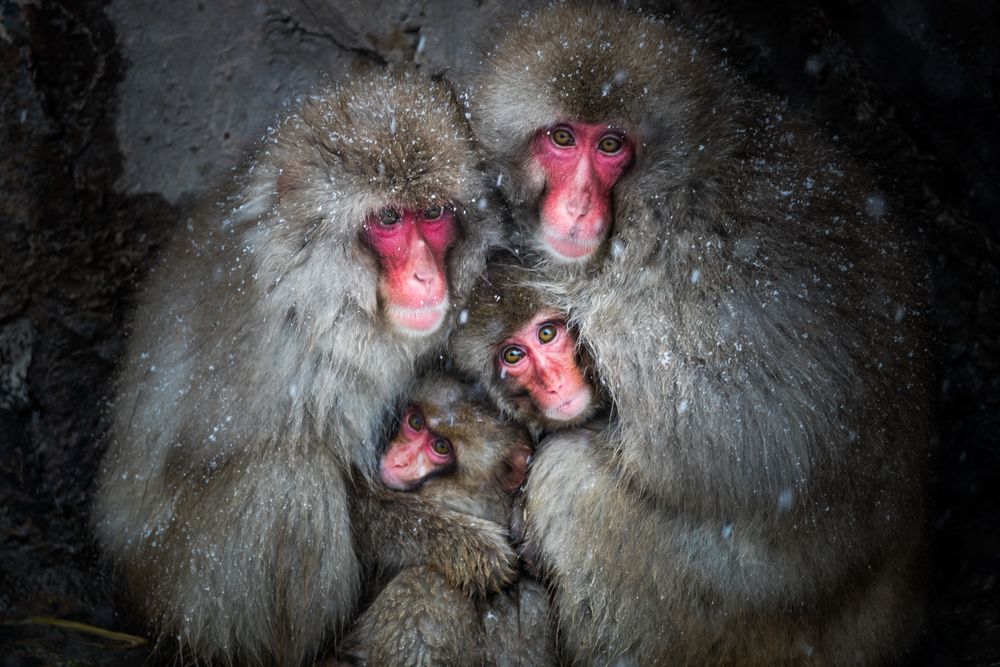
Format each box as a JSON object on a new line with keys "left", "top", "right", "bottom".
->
{"left": 450, "top": 259, "right": 604, "bottom": 435}
{"left": 473, "top": 5, "right": 929, "bottom": 665}
{"left": 94, "top": 67, "right": 503, "bottom": 666}
{"left": 343, "top": 374, "right": 556, "bottom": 666}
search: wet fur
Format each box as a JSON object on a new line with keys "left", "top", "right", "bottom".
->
{"left": 94, "top": 68, "right": 501, "bottom": 666}
{"left": 475, "top": 6, "right": 929, "bottom": 665}
{"left": 450, "top": 259, "right": 604, "bottom": 435}
{"left": 343, "top": 374, "right": 555, "bottom": 666}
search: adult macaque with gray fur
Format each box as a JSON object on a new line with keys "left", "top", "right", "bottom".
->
{"left": 94, "top": 68, "right": 507, "bottom": 666}
{"left": 342, "top": 373, "right": 555, "bottom": 667}
{"left": 450, "top": 261, "right": 602, "bottom": 435}
{"left": 474, "top": 5, "right": 929, "bottom": 665}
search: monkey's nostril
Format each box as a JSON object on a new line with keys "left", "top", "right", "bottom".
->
{"left": 413, "top": 270, "right": 438, "bottom": 288}
{"left": 567, "top": 198, "right": 590, "bottom": 218}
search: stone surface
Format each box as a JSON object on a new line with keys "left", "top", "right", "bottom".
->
{"left": 108, "top": 0, "right": 532, "bottom": 204}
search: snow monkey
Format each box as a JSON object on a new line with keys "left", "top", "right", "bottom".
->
{"left": 342, "top": 372, "right": 555, "bottom": 666}
{"left": 94, "top": 67, "right": 508, "bottom": 666}
{"left": 473, "top": 5, "right": 930, "bottom": 665}
{"left": 450, "top": 260, "right": 604, "bottom": 436}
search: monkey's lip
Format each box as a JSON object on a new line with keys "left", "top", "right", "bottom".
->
{"left": 541, "top": 227, "right": 603, "bottom": 261}
{"left": 386, "top": 295, "right": 449, "bottom": 336}
{"left": 379, "top": 460, "right": 425, "bottom": 492}
{"left": 542, "top": 386, "right": 592, "bottom": 422}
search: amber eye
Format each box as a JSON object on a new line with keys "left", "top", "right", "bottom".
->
{"left": 407, "top": 411, "right": 424, "bottom": 431}
{"left": 550, "top": 127, "right": 575, "bottom": 147}
{"left": 598, "top": 135, "right": 623, "bottom": 154}
{"left": 423, "top": 205, "right": 444, "bottom": 220}
{"left": 537, "top": 322, "right": 558, "bottom": 344}
{"left": 501, "top": 346, "right": 526, "bottom": 365}
{"left": 377, "top": 207, "right": 401, "bottom": 226}
{"left": 431, "top": 438, "right": 452, "bottom": 456}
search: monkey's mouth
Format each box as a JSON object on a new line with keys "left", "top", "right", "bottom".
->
{"left": 540, "top": 226, "right": 602, "bottom": 261}
{"left": 542, "top": 386, "right": 592, "bottom": 422}
{"left": 386, "top": 295, "right": 449, "bottom": 336}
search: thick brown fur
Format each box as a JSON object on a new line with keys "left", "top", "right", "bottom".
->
{"left": 342, "top": 373, "right": 556, "bottom": 666}
{"left": 474, "top": 5, "right": 930, "bottom": 665}
{"left": 450, "top": 259, "right": 603, "bottom": 434}
{"left": 94, "top": 67, "right": 505, "bottom": 666}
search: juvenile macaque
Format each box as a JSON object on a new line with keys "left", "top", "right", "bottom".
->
{"left": 94, "top": 68, "right": 506, "bottom": 666}
{"left": 473, "top": 5, "right": 929, "bottom": 665}
{"left": 450, "top": 262, "right": 602, "bottom": 434}
{"left": 343, "top": 373, "right": 555, "bottom": 667}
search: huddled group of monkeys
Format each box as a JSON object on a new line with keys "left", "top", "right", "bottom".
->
{"left": 93, "top": 5, "right": 930, "bottom": 666}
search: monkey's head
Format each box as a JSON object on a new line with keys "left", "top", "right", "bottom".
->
{"left": 253, "top": 66, "right": 495, "bottom": 339}
{"left": 379, "top": 374, "right": 533, "bottom": 525}
{"left": 450, "top": 263, "right": 601, "bottom": 433}
{"left": 473, "top": 5, "right": 729, "bottom": 268}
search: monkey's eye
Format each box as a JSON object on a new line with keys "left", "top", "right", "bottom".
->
{"left": 376, "top": 207, "right": 402, "bottom": 226}
{"left": 550, "top": 127, "right": 575, "bottom": 147}
{"left": 431, "top": 438, "right": 452, "bottom": 456}
{"left": 407, "top": 411, "right": 425, "bottom": 431}
{"left": 598, "top": 135, "right": 623, "bottom": 154}
{"left": 423, "top": 205, "right": 444, "bottom": 220}
{"left": 501, "top": 345, "right": 526, "bottom": 365}
{"left": 537, "top": 322, "right": 558, "bottom": 344}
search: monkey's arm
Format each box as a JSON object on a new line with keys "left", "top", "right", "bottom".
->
{"left": 353, "top": 486, "right": 517, "bottom": 597}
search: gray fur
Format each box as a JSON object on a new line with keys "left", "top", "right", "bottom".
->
{"left": 342, "top": 565, "right": 555, "bottom": 667}
{"left": 450, "top": 259, "right": 604, "bottom": 435}
{"left": 474, "top": 5, "right": 929, "bottom": 665}
{"left": 343, "top": 374, "right": 556, "bottom": 666}
{"left": 94, "top": 67, "right": 501, "bottom": 666}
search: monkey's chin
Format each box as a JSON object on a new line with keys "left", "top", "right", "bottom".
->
{"left": 542, "top": 386, "right": 593, "bottom": 423}
{"left": 386, "top": 296, "right": 450, "bottom": 337}
{"left": 539, "top": 227, "right": 602, "bottom": 263}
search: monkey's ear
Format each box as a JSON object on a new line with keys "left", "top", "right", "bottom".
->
{"left": 504, "top": 444, "right": 533, "bottom": 492}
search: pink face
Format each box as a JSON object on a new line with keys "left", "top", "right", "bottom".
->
{"left": 380, "top": 404, "right": 532, "bottom": 493}
{"left": 532, "top": 122, "right": 634, "bottom": 262}
{"left": 364, "top": 205, "right": 457, "bottom": 335}
{"left": 380, "top": 406, "right": 455, "bottom": 491}
{"left": 498, "top": 314, "right": 593, "bottom": 423}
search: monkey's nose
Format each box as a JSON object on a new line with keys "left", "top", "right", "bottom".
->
{"left": 410, "top": 245, "right": 441, "bottom": 289}
{"left": 565, "top": 188, "right": 592, "bottom": 219}
{"left": 536, "top": 365, "right": 563, "bottom": 394}
{"left": 386, "top": 450, "right": 413, "bottom": 469}
{"left": 412, "top": 271, "right": 442, "bottom": 302}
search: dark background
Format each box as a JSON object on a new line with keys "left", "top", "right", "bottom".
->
{"left": 0, "top": 1, "right": 997, "bottom": 664}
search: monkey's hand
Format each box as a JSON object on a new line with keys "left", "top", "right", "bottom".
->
{"left": 356, "top": 490, "right": 517, "bottom": 597}
{"left": 428, "top": 513, "right": 518, "bottom": 597}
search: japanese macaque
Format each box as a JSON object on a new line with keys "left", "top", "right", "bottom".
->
{"left": 342, "top": 373, "right": 555, "bottom": 666}
{"left": 450, "top": 262, "right": 602, "bottom": 434}
{"left": 473, "top": 5, "right": 929, "bottom": 665}
{"left": 93, "top": 68, "right": 506, "bottom": 666}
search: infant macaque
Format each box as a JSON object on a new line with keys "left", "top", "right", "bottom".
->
{"left": 342, "top": 373, "right": 555, "bottom": 666}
